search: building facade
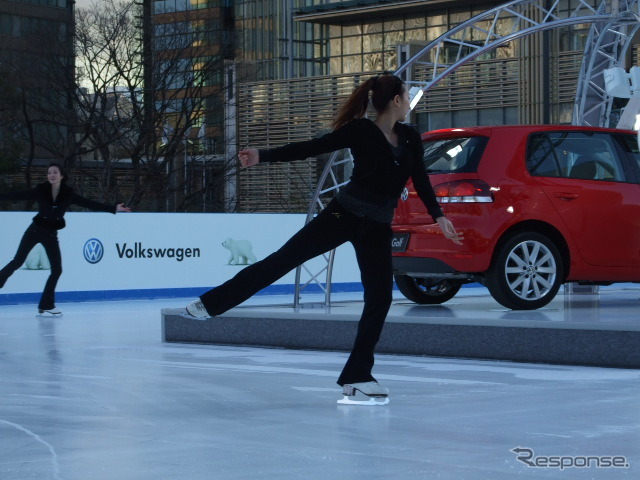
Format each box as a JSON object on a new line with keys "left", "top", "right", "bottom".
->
{"left": 1, "top": 1, "right": 631, "bottom": 212}
{"left": 0, "top": 0, "right": 75, "bottom": 179}
{"left": 232, "top": 0, "right": 606, "bottom": 212}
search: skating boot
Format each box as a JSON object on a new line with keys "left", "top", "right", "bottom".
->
{"left": 337, "top": 381, "right": 389, "bottom": 406}
{"left": 185, "top": 299, "right": 210, "bottom": 319}
{"left": 37, "top": 308, "right": 62, "bottom": 317}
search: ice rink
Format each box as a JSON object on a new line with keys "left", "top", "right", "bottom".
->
{"left": 1, "top": 289, "right": 639, "bottom": 479}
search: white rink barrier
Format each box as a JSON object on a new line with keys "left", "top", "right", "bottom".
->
{"left": 0, "top": 212, "right": 361, "bottom": 304}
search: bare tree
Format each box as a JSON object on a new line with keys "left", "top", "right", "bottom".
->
{"left": 74, "top": 0, "right": 238, "bottom": 212}
{"left": 0, "top": 0, "right": 242, "bottom": 211}
{"left": 0, "top": 70, "right": 23, "bottom": 182}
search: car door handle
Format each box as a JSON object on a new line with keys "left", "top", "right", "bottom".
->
{"left": 554, "top": 192, "right": 579, "bottom": 201}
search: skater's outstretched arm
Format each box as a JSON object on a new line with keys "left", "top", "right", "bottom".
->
{"left": 238, "top": 149, "right": 259, "bottom": 168}
{"left": 0, "top": 189, "right": 36, "bottom": 203}
{"left": 238, "top": 120, "right": 360, "bottom": 167}
{"left": 71, "top": 193, "right": 131, "bottom": 214}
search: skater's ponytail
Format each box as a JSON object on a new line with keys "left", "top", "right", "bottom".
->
{"left": 331, "top": 74, "right": 405, "bottom": 130}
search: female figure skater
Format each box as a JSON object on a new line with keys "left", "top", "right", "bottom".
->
{"left": 0, "top": 163, "right": 131, "bottom": 316}
{"left": 186, "top": 74, "right": 463, "bottom": 399}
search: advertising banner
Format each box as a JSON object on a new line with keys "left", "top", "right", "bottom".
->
{"left": 0, "top": 212, "right": 361, "bottom": 303}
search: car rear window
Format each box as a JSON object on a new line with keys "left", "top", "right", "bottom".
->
{"left": 422, "top": 136, "right": 488, "bottom": 173}
{"left": 527, "top": 131, "right": 627, "bottom": 182}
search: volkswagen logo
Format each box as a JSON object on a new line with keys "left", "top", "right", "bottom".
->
{"left": 83, "top": 238, "right": 104, "bottom": 264}
{"left": 401, "top": 187, "right": 409, "bottom": 202}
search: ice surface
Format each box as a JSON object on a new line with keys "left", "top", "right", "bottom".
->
{"left": 0, "top": 292, "right": 638, "bottom": 479}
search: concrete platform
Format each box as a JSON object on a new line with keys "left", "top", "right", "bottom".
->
{"left": 162, "top": 285, "right": 640, "bottom": 369}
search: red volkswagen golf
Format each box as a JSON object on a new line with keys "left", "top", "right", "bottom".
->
{"left": 391, "top": 125, "right": 640, "bottom": 310}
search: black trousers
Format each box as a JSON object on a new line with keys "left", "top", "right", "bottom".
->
{"left": 0, "top": 223, "right": 62, "bottom": 310}
{"left": 200, "top": 199, "right": 394, "bottom": 386}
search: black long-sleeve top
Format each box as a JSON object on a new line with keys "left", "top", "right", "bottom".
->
{"left": 258, "top": 118, "right": 444, "bottom": 221}
{"left": 0, "top": 182, "right": 117, "bottom": 230}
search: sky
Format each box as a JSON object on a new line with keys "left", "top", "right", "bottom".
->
{"left": 75, "top": 0, "right": 99, "bottom": 10}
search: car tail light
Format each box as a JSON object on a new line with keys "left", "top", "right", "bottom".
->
{"left": 433, "top": 180, "right": 494, "bottom": 203}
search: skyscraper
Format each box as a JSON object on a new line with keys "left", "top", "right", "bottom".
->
{"left": 0, "top": 0, "right": 75, "bottom": 170}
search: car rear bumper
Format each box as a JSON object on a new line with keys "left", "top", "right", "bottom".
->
{"left": 392, "top": 256, "right": 455, "bottom": 274}
{"left": 392, "top": 222, "right": 493, "bottom": 272}
{"left": 392, "top": 257, "right": 479, "bottom": 281}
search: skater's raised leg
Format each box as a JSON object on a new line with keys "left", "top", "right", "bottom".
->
{"left": 189, "top": 200, "right": 358, "bottom": 318}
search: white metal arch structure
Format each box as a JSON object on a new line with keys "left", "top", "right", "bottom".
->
{"left": 573, "top": 1, "right": 640, "bottom": 126}
{"left": 293, "top": 0, "right": 639, "bottom": 307}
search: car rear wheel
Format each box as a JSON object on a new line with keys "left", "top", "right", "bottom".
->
{"left": 394, "top": 275, "right": 462, "bottom": 304}
{"left": 485, "top": 232, "right": 563, "bottom": 310}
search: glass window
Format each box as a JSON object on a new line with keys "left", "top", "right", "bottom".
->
{"left": 405, "top": 17, "right": 425, "bottom": 30}
{"left": 426, "top": 25, "right": 446, "bottom": 42}
{"left": 0, "top": 0, "right": 67, "bottom": 7}
{"left": 558, "top": 24, "right": 590, "bottom": 52}
{"left": 384, "top": 30, "right": 404, "bottom": 51}
{"left": 428, "top": 13, "right": 447, "bottom": 27}
{"left": 384, "top": 19, "right": 404, "bottom": 32}
{"left": 405, "top": 28, "right": 426, "bottom": 43}
{"left": 526, "top": 134, "right": 564, "bottom": 177}
{"left": 617, "top": 133, "right": 640, "bottom": 176}
{"left": 328, "top": 24, "right": 341, "bottom": 45}
{"left": 342, "top": 55, "right": 361, "bottom": 73}
{"left": 366, "top": 21, "right": 382, "bottom": 34}
{"left": 342, "top": 36, "right": 361, "bottom": 55}
{"left": 362, "top": 32, "right": 382, "bottom": 52}
{"left": 422, "top": 136, "right": 488, "bottom": 173}
{"left": 342, "top": 24, "right": 361, "bottom": 36}
{"left": 527, "top": 132, "right": 627, "bottom": 182}
{"left": 383, "top": 50, "right": 397, "bottom": 72}
{"left": 0, "top": 14, "right": 11, "bottom": 35}
{"left": 154, "top": 0, "right": 189, "bottom": 14}
{"left": 159, "top": 59, "right": 193, "bottom": 89}
{"left": 363, "top": 53, "right": 383, "bottom": 72}
{"left": 449, "top": 11, "right": 471, "bottom": 27}
{"left": 329, "top": 57, "right": 341, "bottom": 73}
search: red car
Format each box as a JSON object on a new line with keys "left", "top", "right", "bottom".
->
{"left": 391, "top": 125, "right": 640, "bottom": 310}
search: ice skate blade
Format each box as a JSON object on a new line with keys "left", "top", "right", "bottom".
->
{"left": 337, "top": 395, "right": 389, "bottom": 406}
{"left": 183, "top": 311, "right": 210, "bottom": 321}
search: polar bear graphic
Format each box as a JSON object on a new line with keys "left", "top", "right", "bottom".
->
{"left": 24, "top": 243, "right": 51, "bottom": 270}
{"left": 222, "top": 238, "right": 257, "bottom": 265}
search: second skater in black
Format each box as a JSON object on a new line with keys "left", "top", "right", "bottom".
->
{"left": 186, "top": 75, "right": 463, "bottom": 391}
{"left": 0, "top": 163, "right": 131, "bottom": 315}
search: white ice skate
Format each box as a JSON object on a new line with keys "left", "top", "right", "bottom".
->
{"left": 37, "top": 308, "right": 62, "bottom": 317}
{"left": 337, "top": 381, "right": 389, "bottom": 406}
{"left": 185, "top": 299, "right": 210, "bottom": 319}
